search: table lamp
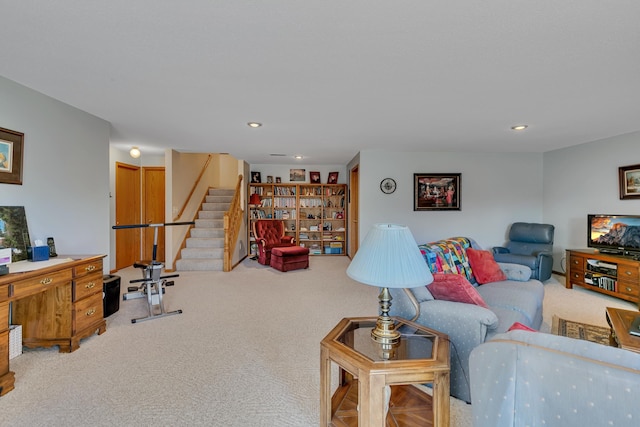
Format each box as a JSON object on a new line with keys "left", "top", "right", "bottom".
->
{"left": 249, "top": 193, "right": 261, "bottom": 206}
{"left": 346, "top": 223, "right": 433, "bottom": 345}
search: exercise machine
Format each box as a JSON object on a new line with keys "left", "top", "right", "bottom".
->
{"left": 113, "top": 221, "right": 194, "bottom": 323}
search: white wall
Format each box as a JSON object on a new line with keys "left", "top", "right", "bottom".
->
{"left": 357, "top": 149, "right": 544, "bottom": 250}
{"left": 543, "top": 131, "right": 640, "bottom": 273}
{"left": 249, "top": 164, "right": 347, "bottom": 184}
{"left": 0, "top": 76, "right": 111, "bottom": 270}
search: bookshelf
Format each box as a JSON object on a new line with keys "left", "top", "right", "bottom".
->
{"left": 249, "top": 183, "right": 347, "bottom": 256}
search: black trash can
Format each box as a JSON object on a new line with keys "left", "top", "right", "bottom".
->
{"left": 103, "top": 274, "right": 121, "bottom": 318}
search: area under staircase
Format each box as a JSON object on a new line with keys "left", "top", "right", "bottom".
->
{"left": 176, "top": 188, "right": 234, "bottom": 271}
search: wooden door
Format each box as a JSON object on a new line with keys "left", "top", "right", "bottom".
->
{"left": 142, "top": 167, "right": 165, "bottom": 262}
{"left": 115, "top": 162, "right": 141, "bottom": 270}
{"left": 349, "top": 165, "right": 359, "bottom": 258}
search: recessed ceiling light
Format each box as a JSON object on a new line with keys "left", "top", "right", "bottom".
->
{"left": 247, "top": 122, "right": 262, "bottom": 128}
{"left": 511, "top": 125, "right": 528, "bottom": 131}
{"left": 294, "top": 155, "right": 303, "bottom": 160}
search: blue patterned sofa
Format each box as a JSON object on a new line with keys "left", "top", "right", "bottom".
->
{"left": 470, "top": 330, "right": 640, "bottom": 426}
{"left": 388, "top": 237, "right": 544, "bottom": 403}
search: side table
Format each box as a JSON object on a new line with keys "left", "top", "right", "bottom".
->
{"left": 320, "top": 316, "right": 450, "bottom": 427}
{"left": 606, "top": 306, "right": 640, "bottom": 353}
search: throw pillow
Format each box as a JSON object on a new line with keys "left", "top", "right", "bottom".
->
{"left": 467, "top": 248, "right": 507, "bottom": 284}
{"left": 427, "top": 273, "right": 489, "bottom": 308}
{"left": 507, "top": 322, "right": 536, "bottom": 332}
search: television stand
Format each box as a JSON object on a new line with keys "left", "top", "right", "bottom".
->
{"left": 566, "top": 249, "right": 640, "bottom": 309}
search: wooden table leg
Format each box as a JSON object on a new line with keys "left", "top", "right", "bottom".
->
{"left": 433, "top": 371, "right": 451, "bottom": 427}
{"left": 320, "top": 347, "right": 332, "bottom": 426}
{"left": 358, "top": 373, "right": 386, "bottom": 427}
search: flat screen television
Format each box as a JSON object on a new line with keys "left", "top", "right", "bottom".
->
{"left": 588, "top": 214, "right": 640, "bottom": 257}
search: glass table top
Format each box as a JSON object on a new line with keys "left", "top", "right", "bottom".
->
{"left": 336, "top": 319, "right": 436, "bottom": 362}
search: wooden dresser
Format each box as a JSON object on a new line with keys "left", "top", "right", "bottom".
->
{"left": 0, "top": 255, "right": 107, "bottom": 396}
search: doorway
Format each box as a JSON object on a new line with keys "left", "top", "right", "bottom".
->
{"left": 142, "top": 167, "right": 166, "bottom": 262}
{"left": 115, "top": 162, "right": 141, "bottom": 270}
{"left": 115, "top": 163, "right": 166, "bottom": 269}
{"left": 349, "top": 165, "right": 359, "bottom": 258}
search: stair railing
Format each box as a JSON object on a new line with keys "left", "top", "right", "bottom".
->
{"left": 223, "top": 174, "right": 244, "bottom": 271}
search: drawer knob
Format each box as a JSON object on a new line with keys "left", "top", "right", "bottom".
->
{"left": 573, "top": 260, "right": 579, "bottom": 264}
{"left": 86, "top": 308, "right": 96, "bottom": 316}
{"left": 85, "top": 265, "right": 96, "bottom": 272}
{"left": 40, "top": 277, "right": 53, "bottom": 285}
{"left": 85, "top": 282, "right": 96, "bottom": 289}
{"left": 626, "top": 287, "right": 632, "bottom": 292}
{"left": 625, "top": 271, "right": 632, "bottom": 276}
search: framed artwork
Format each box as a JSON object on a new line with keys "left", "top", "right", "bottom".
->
{"left": 619, "top": 164, "right": 640, "bottom": 199}
{"left": 251, "top": 171, "right": 261, "bottom": 183}
{"left": 275, "top": 177, "right": 282, "bottom": 183}
{"left": 0, "top": 206, "right": 31, "bottom": 262}
{"left": 0, "top": 127, "right": 24, "bottom": 185}
{"left": 414, "top": 173, "right": 461, "bottom": 211}
{"left": 310, "top": 171, "right": 321, "bottom": 183}
{"left": 266, "top": 175, "right": 273, "bottom": 184}
{"left": 327, "top": 171, "right": 339, "bottom": 184}
{"left": 290, "top": 168, "right": 305, "bottom": 182}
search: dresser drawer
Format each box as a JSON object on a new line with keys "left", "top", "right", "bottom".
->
{"left": 618, "top": 281, "right": 639, "bottom": 298}
{"left": 617, "top": 264, "right": 639, "bottom": 282}
{"left": 74, "top": 259, "right": 103, "bottom": 279}
{"left": 0, "top": 284, "right": 8, "bottom": 303}
{"left": 74, "top": 292, "right": 103, "bottom": 333}
{"left": 74, "top": 272, "right": 103, "bottom": 301}
{"left": 569, "top": 255, "right": 584, "bottom": 272}
{"left": 11, "top": 269, "right": 73, "bottom": 299}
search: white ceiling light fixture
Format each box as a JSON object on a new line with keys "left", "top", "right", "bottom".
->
{"left": 294, "top": 155, "right": 303, "bottom": 160}
{"left": 129, "top": 146, "right": 141, "bottom": 158}
{"left": 247, "top": 122, "right": 262, "bottom": 128}
{"left": 511, "top": 125, "right": 528, "bottom": 131}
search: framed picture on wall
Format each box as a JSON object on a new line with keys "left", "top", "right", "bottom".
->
{"left": 0, "top": 127, "right": 24, "bottom": 185}
{"left": 327, "top": 171, "right": 339, "bottom": 184}
{"left": 310, "top": 171, "right": 321, "bottom": 183}
{"left": 251, "top": 171, "right": 261, "bottom": 183}
{"left": 414, "top": 173, "right": 461, "bottom": 211}
{"left": 290, "top": 169, "right": 305, "bottom": 182}
{"left": 619, "top": 163, "right": 640, "bottom": 199}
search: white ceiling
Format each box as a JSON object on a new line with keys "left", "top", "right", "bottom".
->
{"left": 1, "top": 1, "right": 639, "bottom": 165}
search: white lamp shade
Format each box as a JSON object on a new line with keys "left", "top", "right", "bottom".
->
{"left": 346, "top": 223, "right": 433, "bottom": 288}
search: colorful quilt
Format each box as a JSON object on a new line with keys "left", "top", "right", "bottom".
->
{"left": 419, "top": 237, "right": 477, "bottom": 284}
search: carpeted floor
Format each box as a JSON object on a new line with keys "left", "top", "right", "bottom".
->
{"left": 551, "top": 315, "right": 611, "bottom": 346}
{"left": 0, "top": 258, "right": 636, "bottom": 426}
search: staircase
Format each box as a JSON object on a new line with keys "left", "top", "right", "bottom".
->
{"left": 176, "top": 188, "right": 234, "bottom": 271}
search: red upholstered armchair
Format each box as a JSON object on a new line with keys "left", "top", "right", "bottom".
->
{"left": 252, "top": 220, "right": 295, "bottom": 265}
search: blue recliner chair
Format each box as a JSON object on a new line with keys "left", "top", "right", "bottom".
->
{"left": 492, "top": 222, "right": 555, "bottom": 281}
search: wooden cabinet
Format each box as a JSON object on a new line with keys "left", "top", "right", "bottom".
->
{"left": 0, "top": 255, "right": 107, "bottom": 396}
{"left": 10, "top": 255, "right": 106, "bottom": 353}
{"left": 566, "top": 249, "right": 640, "bottom": 308}
{"left": 249, "top": 183, "right": 347, "bottom": 256}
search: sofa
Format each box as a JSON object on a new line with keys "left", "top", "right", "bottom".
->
{"left": 469, "top": 329, "right": 640, "bottom": 426}
{"left": 388, "top": 237, "right": 544, "bottom": 403}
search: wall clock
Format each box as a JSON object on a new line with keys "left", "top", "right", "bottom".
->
{"left": 380, "top": 178, "right": 397, "bottom": 194}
